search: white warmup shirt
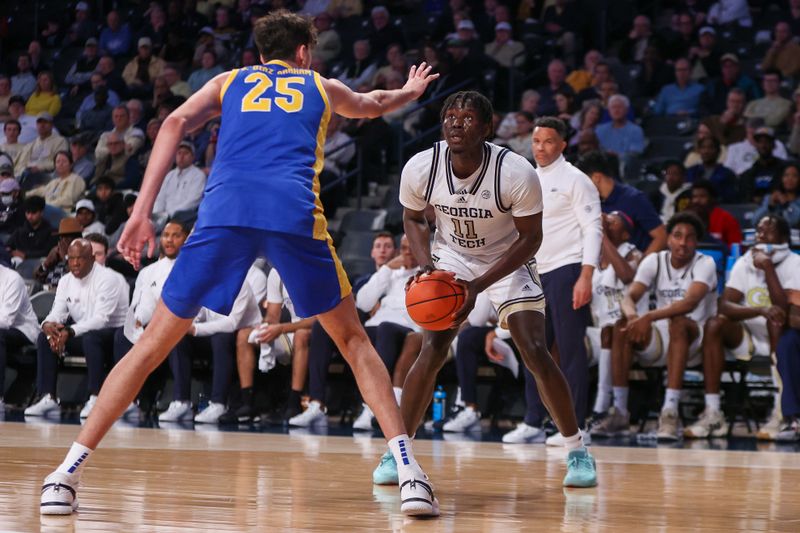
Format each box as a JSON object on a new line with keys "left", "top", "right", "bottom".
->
{"left": 0, "top": 265, "right": 40, "bottom": 343}
{"left": 246, "top": 264, "right": 268, "bottom": 306}
{"left": 123, "top": 257, "right": 175, "bottom": 343}
{"left": 44, "top": 263, "right": 129, "bottom": 336}
{"left": 723, "top": 138, "right": 788, "bottom": 175}
{"left": 534, "top": 154, "right": 602, "bottom": 274}
{"left": 591, "top": 242, "right": 646, "bottom": 328}
{"left": 193, "top": 283, "right": 261, "bottom": 336}
{"left": 399, "top": 141, "right": 543, "bottom": 259}
{"left": 633, "top": 251, "right": 718, "bottom": 324}
{"left": 266, "top": 269, "right": 299, "bottom": 322}
{"left": 152, "top": 164, "right": 207, "bottom": 217}
{"left": 356, "top": 265, "right": 419, "bottom": 330}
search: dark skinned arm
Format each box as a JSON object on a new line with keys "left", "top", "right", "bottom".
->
{"left": 624, "top": 281, "right": 710, "bottom": 344}
{"left": 718, "top": 287, "right": 764, "bottom": 321}
{"left": 403, "top": 207, "right": 434, "bottom": 271}
{"left": 643, "top": 225, "right": 667, "bottom": 256}
{"left": 603, "top": 239, "right": 640, "bottom": 285}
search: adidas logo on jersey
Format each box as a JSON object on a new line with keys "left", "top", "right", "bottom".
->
{"left": 456, "top": 196, "right": 468, "bottom": 204}
{"left": 521, "top": 285, "right": 532, "bottom": 292}
{"left": 454, "top": 189, "right": 468, "bottom": 195}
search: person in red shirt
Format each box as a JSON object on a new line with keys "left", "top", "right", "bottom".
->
{"left": 689, "top": 180, "right": 743, "bottom": 247}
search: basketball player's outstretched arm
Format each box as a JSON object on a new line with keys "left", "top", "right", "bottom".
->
{"left": 323, "top": 63, "right": 438, "bottom": 119}
{"left": 118, "top": 72, "right": 227, "bottom": 268}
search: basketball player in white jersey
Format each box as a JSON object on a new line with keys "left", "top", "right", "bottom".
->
{"left": 586, "top": 211, "right": 643, "bottom": 426}
{"left": 596, "top": 211, "right": 718, "bottom": 440}
{"left": 372, "top": 91, "right": 598, "bottom": 488}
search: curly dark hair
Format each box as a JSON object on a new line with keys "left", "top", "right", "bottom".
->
{"left": 253, "top": 10, "right": 317, "bottom": 62}
{"left": 533, "top": 116, "right": 569, "bottom": 140}
{"left": 439, "top": 90, "right": 494, "bottom": 127}
{"left": 666, "top": 211, "right": 705, "bottom": 239}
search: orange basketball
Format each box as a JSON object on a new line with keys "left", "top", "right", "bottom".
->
{"left": 405, "top": 271, "right": 465, "bottom": 331}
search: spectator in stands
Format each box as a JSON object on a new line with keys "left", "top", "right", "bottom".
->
{"left": 656, "top": 160, "right": 693, "bottom": 222}
{"left": 11, "top": 54, "right": 36, "bottom": 100}
{"left": 706, "top": 0, "right": 751, "bottom": 26}
{"left": 484, "top": 22, "right": 524, "bottom": 68}
{"left": 24, "top": 238, "right": 128, "bottom": 418}
{"left": 65, "top": 39, "right": 101, "bottom": 98}
{"left": 541, "top": 0, "right": 579, "bottom": 66}
{"left": 15, "top": 113, "right": 68, "bottom": 188}
{"left": 495, "top": 90, "right": 540, "bottom": 141}
{"left": 569, "top": 100, "right": 602, "bottom": 138}
{"left": 566, "top": 50, "right": 603, "bottom": 93}
{"left": 64, "top": 2, "right": 96, "bottom": 48}
{"left": 188, "top": 51, "right": 224, "bottom": 94}
{"left": 634, "top": 44, "right": 674, "bottom": 99}
{"left": 96, "top": 56, "right": 127, "bottom": 99}
{"left": 0, "top": 261, "right": 39, "bottom": 410}
{"left": 95, "top": 105, "right": 145, "bottom": 161}
{"left": 151, "top": 141, "right": 206, "bottom": 227}
{"left": 537, "top": 59, "right": 574, "bottom": 117}
{"left": 69, "top": 134, "right": 95, "bottom": 183}
{"left": 93, "top": 132, "right": 138, "bottom": 188}
{"left": 1, "top": 120, "right": 24, "bottom": 169}
{"left": 76, "top": 74, "right": 120, "bottom": 128}
{"left": 89, "top": 177, "right": 126, "bottom": 235}
{"left": 576, "top": 61, "right": 612, "bottom": 105}
{"left": 595, "top": 95, "right": 646, "bottom": 166}
{"left": 162, "top": 67, "right": 191, "bottom": 100}
{"left": 703, "top": 87, "right": 747, "bottom": 146}
{"left": 592, "top": 212, "right": 717, "bottom": 440}
{"left": 653, "top": 58, "right": 704, "bottom": 116}
{"left": 686, "top": 136, "right": 737, "bottom": 203}
{"left": 24, "top": 71, "right": 60, "bottom": 118}
{"left": 506, "top": 111, "right": 534, "bottom": 162}
{"left": 688, "top": 215, "right": 798, "bottom": 439}
{"left": 665, "top": 12, "right": 697, "bottom": 61}
{"left": 319, "top": 114, "right": 354, "bottom": 218}
{"left": 554, "top": 90, "right": 577, "bottom": 123}
{"left": 725, "top": 118, "right": 788, "bottom": 176}
{"left": 368, "top": 6, "right": 405, "bottom": 60}
{"left": 311, "top": 12, "right": 340, "bottom": 63}
{"left": 0, "top": 76, "right": 11, "bottom": 120}
{"left": 74, "top": 199, "right": 104, "bottom": 236}
{"left": 122, "top": 38, "right": 167, "bottom": 96}
{"left": 690, "top": 180, "right": 742, "bottom": 246}
{"left": 704, "top": 54, "right": 761, "bottom": 115}
{"left": 126, "top": 99, "right": 145, "bottom": 131}
{"left": 0, "top": 176, "right": 24, "bottom": 238}
{"left": 327, "top": 0, "right": 363, "bottom": 19}
{"left": 6, "top": 196, "right": 54, "bottom": 262}
{"left": 33, "top": 217, "right": 82, "bottom": 288}
{"left": 99, "top": 10, "right": 132, "bottom": 57}
{"left": 579, "top": 150, "right": 666, "bottom": 255}
{"left": 740, "top": 127, "right": 788, "bottom": 204}
{"left": 743, "top": 70, "right": 792, "bottom": 129}
{"left": 688, "top": 27, "right": 721, "bottom": 81}
{"left": 27, "top": 151, "right": 86, "bottom": 213}
{"left": 192, "top": 27, "right": 229, "bottom": 70}
{"left": 106, "top": 193, "right": 136, "bottom": 254}
{"left": 140, "top": 5, "right": 168, "bottom": 54}
{"left": 761, "top": 21, "right": 800, "bottom": 79}
{"left": 373, "top": 44, "right": 408, "bottom": 88}
{"left": 620, "top": 15, "right": 660, "bottom": 64}
{"left": 752, "top": 163, "right": 800, "bottom": 227}
{"left": 77, "top": 85, "right": 113, "bottom": 133}
{"left": 789, "top": 89, "right": 800, "bottom": 156}
{"left": 138, "top": 118, "right": 161, "bottom": 168}
{"left": 338, "top": 40, "right": 378, "bottom": 90}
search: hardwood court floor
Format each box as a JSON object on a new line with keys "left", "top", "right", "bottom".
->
{"left": 1, "top": 421, "right": 799, "bottom": 532}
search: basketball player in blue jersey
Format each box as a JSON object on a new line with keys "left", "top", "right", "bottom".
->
{"left": 39, "top": 11, "right": 440, "bottom": 517}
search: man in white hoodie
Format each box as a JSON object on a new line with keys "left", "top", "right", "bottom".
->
{"left": 24, "top": 239, "right": 129, "bottom": 417}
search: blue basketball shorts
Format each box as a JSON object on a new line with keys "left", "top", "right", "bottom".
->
{"left": 161, "top": 226, "right": 351, "bottom": 319}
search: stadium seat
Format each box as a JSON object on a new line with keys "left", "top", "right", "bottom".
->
{"left": 29, "top": 290, "right": 55, "bottom": 322}
{"left": 643, "top": 136, "right": 693, "bottom": 160}
{"left": 42, "top": 204, "right": 66, "bottom": 229}
{"left": 339, "top": 209, "right": 386, "bottom": 233}
{"left": 642, "top": 116, "right": 697, "bottom": 137}
{"left": 719, "top": 203, "right": 759, "bottom": 230}
{"left": 341, "top": 257, "right": 375, "bottom": 282}
{"left": 698, "top": 243, "right": 727, "bottom": 293}
{"left": 338, "top": 230, "right": 376, "bottom": 260}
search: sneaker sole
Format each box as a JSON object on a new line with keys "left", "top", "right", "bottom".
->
{"left": 563, "top": 477, "right": 598, "bottom": 488}
{"left": 401, "top": 497, "right": 439, "bottom": 517}
{"left": 40, "top": 502, "right": 76, "bottom": 515}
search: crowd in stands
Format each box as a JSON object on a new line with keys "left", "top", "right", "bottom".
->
{"left": 1, "top": 0, "right": 800, "bottom": 443}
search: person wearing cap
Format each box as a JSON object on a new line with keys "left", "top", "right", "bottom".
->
{"left": 33, "top": 216, "right": 82, "bottom": 287}
{"left": 121, "top": 37, "right": 166, "bottom": 94}
{"left": 25, "top": 71, "right": 61, "bottom": 118}
{"left": 724, "top": 117, "right": 789, "bottom": 176}
{"left": 652, "top": 58, "right": 705, "bottom": 116}
{"left": 762, "top": 21, "right": 800, "bottom": 79}
{"left": 99, "top": 10, "right": 132, "bottom": 57}
{"left": 485, "top": 21, "right": 525, "bottom": 69}
{"left": 25, "top": 238, "right": 129, "bottom": 419}
{"left": 11, "top": 54, "right": 36, "bottom": 101}
{"left": 578, "top": 150, "right": 667, "bottom": 256}
{"left": 740, "top": 127, "right": 788, "bottom": 204}
{"left": 65, "top": 1, "right": 96, "bottom": 48}
{"left": 15, "top": 112, "right": 67, "bottom": 185}
{"left": 0, "top": 176, "right": 25, "bottom": 236}
{"left": 75, "top": 199, "right": 105, "bottom": 236}
{"left": 743, "top": 69, "right": 792, "bottom": 128}
{"left": 703, "top": 53, "right": 761, "bottom": 115}
{"left": 688, "top": 26, "right": 721, "bottom": 81}
{"left": 64, "top": 38, "right": 101, "bottom": 96}
{"left": 0, "top": 119, "right": 25, "bottom": 169}
{"left": 95, "top": 105, "right": 145, "bottom": 161}
{"left": 152, "top": 141, "right": 207, "bottom": 226}
{"left": 28, "top": 150, "right": 86, "bottom": 213}
{"left": 6, "top": 195, "right": 56, "bottom": 261}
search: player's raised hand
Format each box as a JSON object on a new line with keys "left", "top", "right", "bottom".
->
{"left": 117, "top": 214, "right": 156, "bottom": 270}
{"left": 403, "top": 62, "right": 440, "bottom": 100}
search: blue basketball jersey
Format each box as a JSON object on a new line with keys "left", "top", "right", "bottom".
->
{"left": 197, "top": 60, "right": 331, "bottom": 239}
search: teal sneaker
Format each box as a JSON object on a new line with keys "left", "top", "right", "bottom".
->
{"left": 372, "top": 450, "right": 399, "bottom": 485}
{"left": 563, "top": 448, "right": 597, "bottom": 488}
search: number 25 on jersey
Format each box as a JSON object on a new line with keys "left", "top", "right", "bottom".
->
{"left": 241, "top": 72, "right": 305, "bottom": 113}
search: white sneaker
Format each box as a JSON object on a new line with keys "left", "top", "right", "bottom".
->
{"left": 757, "top": 408, "right": 783, "bottom": 441}
{"left": 194, "top": 402, "right": 226, "bottom": 424}
{"left": 684, "top": 409, "right": 728, "bottom": 438}
{"left": 25, "top": 394, "right": 59, "bottom": 416}
{"left": 288, "top": 400, "right": 327, "bottom": 427}
{"left": 400, "top": 476, "right": 440, "bottom": 517}
{"left": 656, "top": 409, "right": 681, "bottom": 441}
{"left": 122, "top": 402, "right": 138, "bottom": 418}
{"left": 775, "top": 419, "right": 800, "bottom": 442}
{"left": 353, "top": 403, "right": 375, "bottom": 431}
{"left": 158, "top": 401, "right": 193, "bottom": 422}
{"left": 546, "top": 430, "right": 591, "bottom": 447}
{"left": 79, "top": 395, "right": 98, "bottom": 419}
{"left": 442, "top": 406, "right": 481, "bottom": 432}
{"left": 502, "top": 422, "right": 546, "bottom": 444}
{"left": 40, "top": 471, "right": 79, "bottom": 515}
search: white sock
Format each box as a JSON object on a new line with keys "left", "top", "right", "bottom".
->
{"left": 662, "top": 388, "right": 681, "bottom": 412}
{"left": 387, "top": 434, "right": 424, "bottom": 480}
{"left": 562, "top": 432, "right": 584, "bottom": 451}
{"left": 56, "top": 442, "right": 93, "bottom": 478}
{"left": 594, "top": 348, "right": 613, "bottom": 413}
{"left": 612, "top": 387, "right": 629, "bottom": 414}
{"left": 705, "top": 393, "right": 721, "bottom": 413}
{"left": 392, "top": 387, "right": 402, "bottom": 406}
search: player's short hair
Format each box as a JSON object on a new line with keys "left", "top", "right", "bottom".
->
{"left": 165, "top": 217, "right": 192, "bottom": 235}
{"left": 666, "top": 211, "right": 705, "bottom": 239}
{"left": 758, "top": 214, "right": 790, "bottom": 242}
{"left": 533, "top": 116, "right": 569, "bottom": 140}
{"left": 253, "top": 10, "right": 317, "bottom": 62}
{"left": 373, "top": 230, "right": 395, "bottom": 243}
{"left": 439, "top": 91, "right": 493, "bottom": 127}
{"left": 576, "top": 150, "right": 614, "bottom": 177}
{"left": 84, "top": 232, "right": 109, "bottom": 252}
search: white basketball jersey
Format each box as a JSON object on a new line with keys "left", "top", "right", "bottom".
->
{"left": 399, "top": 141, "right": 543, "bottom": 259}
{"left": 634, "top": 250, "right": 718, "bottom": 324}
{"left": 591, "top": 242, "right": 644, "bottom": 328}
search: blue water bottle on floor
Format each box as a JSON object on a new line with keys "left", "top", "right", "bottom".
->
{"left": 433, "top": 386, "right": 446, "bottom": 422}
